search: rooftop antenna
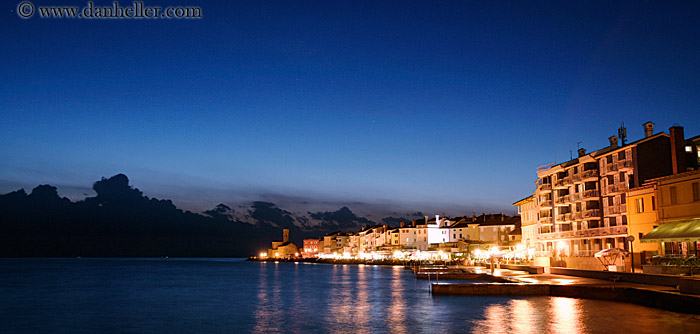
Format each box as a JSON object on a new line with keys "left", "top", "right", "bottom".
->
{"left": 570, "top": 150, "right": 573, "bottom": 160}
{"left": 618, "top": 122, "right": 627, "bottom": 146}
{"left": 577, "top": 141, "right": 583, "bottom": 149}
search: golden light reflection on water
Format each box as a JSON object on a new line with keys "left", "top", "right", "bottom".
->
{"left": 248, "top": 262, "right": 700, "bottom": 333}
{"left": 472, "top": 302, "right": 509, "bottom": 333}
{"left": 510, "top": 299, "right": 537, "bottom": 334}
{"left": 549, "top": 297, "right": 584, "bottom": 334}
{"left": 387, "top": 267, "right": 407, "bottom": 333}
{"left": 471, "top": 297, "right": 584, "bottom": 334}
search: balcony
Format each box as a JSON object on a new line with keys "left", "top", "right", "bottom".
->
{"left": 605, "top": 163, "right": 618, "bottom": 173}
{"left": 538, "top": 230, "right": 575, "bottom": 240}
{"left": 582, "top": 189, "right": 599, "bottom": 199}
{"left": 574, "top": 225, "right": 627, "bottom": 238}
{"left": 617, "top": 159, "right": 633, "bottom": 170}
{"left": 605, "top": 204, "right": 626, "bottom": 216}
{"left": 580, "top": 170, "right": 598, "bottom": 180}
{"left": 538, "top": 216, "right": 553, "bottom": 225}
{"left": 556, "top": 213, "right": 572, "bottom": 222}
{"left": 571, "top": 174, "right": 582, "bottom": 182}
{"left": 540, "top": 199, "right": 553, "bottom": 208}
{"left": 572, "top": 212, "right": 583, "bottom": 220}
{"left": 554, "top": 178, "right": 568, "bottom": 188}
{"left": 555, "top": 195, "right": 572, "bottom": 205}
{"left": 538, "top": 183, "right": 552, "bottom": 192}
{"left": 582, "top": 208, "right": 601, "bottom": 218}
{"left": 605, "top": 183, "right": 627, "bottom": 195}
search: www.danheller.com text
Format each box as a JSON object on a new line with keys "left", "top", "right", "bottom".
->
{"left": 16, "top": 1, "right": 202, "bottom": 19}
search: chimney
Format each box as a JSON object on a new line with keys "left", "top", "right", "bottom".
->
{"left": 577, "top": 148, "right": 586, "bottom": 157}
{"left": 643, "top": 121, "right": 655, "bottom": 138}
{"left": 608, "top": 135, "right": 619, "bottom": 149}
{"left": 670, "top": 125, "right": 687, "bottom": 174}
{"left": 411, "top": 220, "right": 416, "bottom": 227}
{"left": 424, "top": 215, "right": 429, "bottom": 224}
{"left": 400, "top": 221, "right": 405, "bottom": 228}
{"left": 501, "top": 215, "right": 505, "bottom": 222}
{"left": 283, "top": 229, "right": 289, "bottom": 243}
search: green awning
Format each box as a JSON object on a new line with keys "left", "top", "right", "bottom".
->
{"left": 640, "top": 219, "right": 700, "bottom": 243}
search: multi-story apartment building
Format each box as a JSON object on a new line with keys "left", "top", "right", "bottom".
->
{"left": 518, "top": 122, "right": 693, "bottom": 268}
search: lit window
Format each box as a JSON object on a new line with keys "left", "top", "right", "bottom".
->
{"left": 635, "top": 198, "right": 644, "bottom": 213}
{"left": 686, "top": 146, "right": 692, "bottom": 153}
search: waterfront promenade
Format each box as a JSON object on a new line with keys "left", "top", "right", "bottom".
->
{"left": 430, "top": 266, "right": 700, "bottom": 314}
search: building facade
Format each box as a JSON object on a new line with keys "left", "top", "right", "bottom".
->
{"left": 516, "top": 122, "right": 695, "bottom": 269}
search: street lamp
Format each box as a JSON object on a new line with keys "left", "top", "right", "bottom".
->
{"left": 627, "top": 235, "right": 635, "bottom": 273}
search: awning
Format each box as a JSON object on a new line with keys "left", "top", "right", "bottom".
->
{"left": 640, "top": 219, "right": 700, "bottom": 243}
{"left": 594, "top": 248, "right": 629, "bottom": 257}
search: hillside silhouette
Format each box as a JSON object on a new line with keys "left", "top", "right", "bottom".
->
{"left": 0, "top": 174, "right": 386, "bottom": 257}
{"left": 0, "top": 174, "right": 272, "bottom": 257}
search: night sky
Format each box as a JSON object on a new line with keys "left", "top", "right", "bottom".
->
{"left": 2, "top": 1, "right": 700, "bottom": 214}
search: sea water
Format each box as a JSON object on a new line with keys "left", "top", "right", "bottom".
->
{"left": 1, "top": 258, "right": 698, "bottom": 333}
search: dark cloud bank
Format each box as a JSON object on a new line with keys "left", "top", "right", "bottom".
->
{"left": 0, "top": 174, "right": 426, "bottom": 257}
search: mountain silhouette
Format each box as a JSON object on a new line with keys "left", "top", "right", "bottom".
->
{"left": 0, "top": 174, "right": 388, "bottom": 257}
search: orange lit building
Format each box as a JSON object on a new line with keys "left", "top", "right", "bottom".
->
{"left": 302, "top": 238, "right": 319, "bottom": 258}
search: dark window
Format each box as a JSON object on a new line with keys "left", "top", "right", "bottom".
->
{"left": 621, "top": 194, "right": 626, "bottom": 204}
{"left": 670, "top": 186, "right": 678, "bottom": 204}
{"left": 693, "top": 183, "right": 699, "bottom": 202}
{"left": 619, "top": 151, "right": 626, "bottom": 160}
{"left": 607, "top": 156, "right": 613, "bottom": 163}
{"left": 652, "top": 196, "right": 656, "bottom": 210}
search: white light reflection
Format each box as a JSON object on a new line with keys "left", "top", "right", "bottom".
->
{"left": 252, "top": 264, "right": 283, "bottom": 332}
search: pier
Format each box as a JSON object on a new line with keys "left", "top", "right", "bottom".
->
{"left": 416, "top": 266, "right": 700, "bottom": 314}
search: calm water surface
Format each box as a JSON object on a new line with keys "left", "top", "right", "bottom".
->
{"left": 1, "top": 258, "right": 698, "bottom": 333}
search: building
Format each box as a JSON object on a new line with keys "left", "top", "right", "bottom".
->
{"left": 515, "top": 122, "right": 696, "bottom": 269}
{"left": 639, "top": 170, "right": 700, "bottom": 258}
{"left": 625, "top": 184, "right": 659, "bottom": 266}
{"left": 474, "top": 213, "right": 519, "bottom": 246}
{"left": 302, "top": 238, "right": 320, "bottom": 258}
{"left": 513, "top": 195, "right": 538, "bottom": 249}
{"left": 268, "top": 229, "right": 299, "bottom": 258}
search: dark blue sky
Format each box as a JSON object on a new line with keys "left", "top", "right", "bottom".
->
{"left": 2, "top": 1, "right": 700, "bottom": 214}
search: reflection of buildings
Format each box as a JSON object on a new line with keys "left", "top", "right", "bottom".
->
{"left": 268, "top": 229, "right": 298, "bottom": 258}
{"left": 514, "top": 122, "right": 699, "bottom": 269}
